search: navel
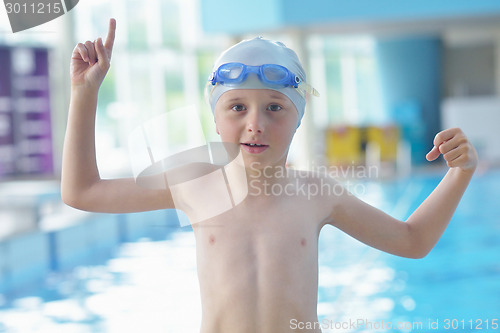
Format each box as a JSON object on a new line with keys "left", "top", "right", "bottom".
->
{"left": 209, "top": 234, "right": 216, "bottom": 245}
{"left": 300, "top": 238, "right": 306, "bottom": 247}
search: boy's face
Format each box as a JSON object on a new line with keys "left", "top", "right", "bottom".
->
{"left": 214, "top": 89, "right": 298, "bottom": 169}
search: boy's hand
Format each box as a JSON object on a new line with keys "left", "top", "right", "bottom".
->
{"left": 426, "top": 128, "right": 478, "bottom": 171}
{"left": 70, "top": 18, "right": 116, "bottom": 89}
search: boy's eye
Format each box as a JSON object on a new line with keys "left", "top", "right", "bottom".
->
{"left": 267, "top": 104, "right": 282, "bottom": 112}
{"left": 231, "top": 104, "right": 246, "bottom": 112}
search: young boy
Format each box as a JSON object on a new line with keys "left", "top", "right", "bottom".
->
{"left": 62, "top": 19, "right": 478, "bottom": 332}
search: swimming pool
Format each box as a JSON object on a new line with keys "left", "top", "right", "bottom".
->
{"left": 0, "top": 169, "right": 499, "bottom": 332}
{"left": 317, "top": 169, "right": 500, "bottom": 332}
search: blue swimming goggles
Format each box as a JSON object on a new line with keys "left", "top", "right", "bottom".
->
{"left": 208, "top": 62, "right": 319, "bottom": 97}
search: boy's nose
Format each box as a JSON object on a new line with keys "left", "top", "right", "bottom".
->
{"left": 246, "top": 110, "right": 265, "bottom": 133}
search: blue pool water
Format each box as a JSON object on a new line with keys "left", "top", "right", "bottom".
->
{"left": 0, "top": 169, "right": 499, "bottom": 332}
{"left": 317, "top": 169, "right": 500, "bottom": 332}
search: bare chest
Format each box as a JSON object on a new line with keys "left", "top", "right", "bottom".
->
{"left": 193, "top": 199, "right": 321, "bottom": 276}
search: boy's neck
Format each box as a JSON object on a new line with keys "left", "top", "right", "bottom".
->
{"left": 225, "top": 158, "right": 293, "bottom": 198}
{"left": 246, "top": 164, "right": 288, "bottom": 180}
{"left": 244, "top": 164, "right": 292, "bottom": 198}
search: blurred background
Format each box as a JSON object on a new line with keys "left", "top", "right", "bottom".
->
{"left": 0, "top": 0, "right": 499, "bottom": 332}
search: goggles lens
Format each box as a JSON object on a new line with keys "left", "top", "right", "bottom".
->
{"left": 219, "top": 63, "right": 244, "bottom": 80}
{"left": 262, "top": 65, "right": 288, "bottom": 82}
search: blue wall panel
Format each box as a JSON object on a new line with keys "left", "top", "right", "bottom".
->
{"left": 201, "top": 0, "right": 500, "bottom": 34}
{"left": 201, "top": 0, "right": 282, "bottom": 34}
{"left": 375, "top": 36, "right": 442, "bottom": 163}
{"left": 281, "top": 0, "right": 500, "bottom": 25}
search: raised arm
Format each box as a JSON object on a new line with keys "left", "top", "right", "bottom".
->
{"left": 324, "top": 128, "right": 478, "bottom": 258}
{"left": 61, "top": 19, "right": 175, "bottom": 213}
{"left": 404, "top": 128, "right": 477, "bottom": 255}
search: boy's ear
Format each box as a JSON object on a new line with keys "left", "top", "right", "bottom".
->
{"left": 215, "top": 120, "right": 220, "bottom": 135}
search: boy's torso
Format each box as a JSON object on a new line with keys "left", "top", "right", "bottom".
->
{"left": 188, "top": 175, "right": 331, "bottom": 333}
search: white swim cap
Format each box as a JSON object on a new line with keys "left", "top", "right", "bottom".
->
{"left": 207, "top": 37, "right": 308, "bottom": 127}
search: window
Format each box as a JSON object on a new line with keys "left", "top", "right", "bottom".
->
{"left": 72, "top": 0, "right": 231, "bottom": 177}
{"left": 309, "top": 35, "right": 385, "bottom": 126}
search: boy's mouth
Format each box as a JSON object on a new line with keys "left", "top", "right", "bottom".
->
{"left": 241, "top": 142, "right": 269, "bottom": 154}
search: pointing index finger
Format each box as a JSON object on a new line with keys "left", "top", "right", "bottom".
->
{"left": 104, "top": 18, "right": 116, "bottom": 57}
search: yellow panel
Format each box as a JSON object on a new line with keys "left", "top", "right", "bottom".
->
{"left": 366, "top": 125, "right": 399, "bottom": 161}
{"left": 325, "top": 126, "right": 362, "bottom": 165}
